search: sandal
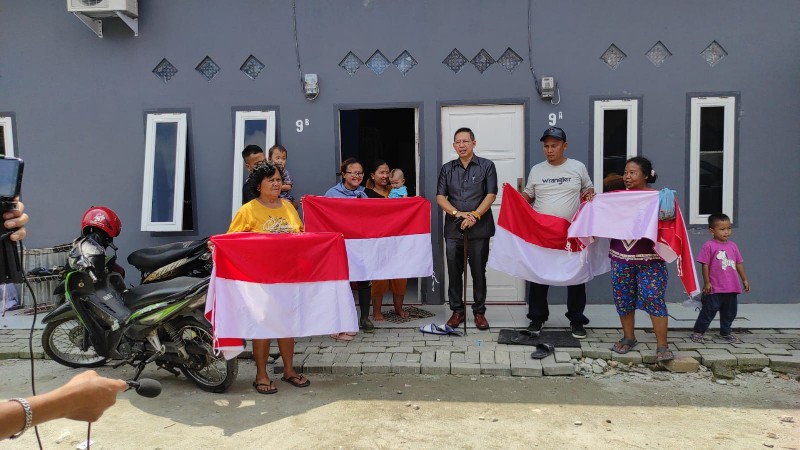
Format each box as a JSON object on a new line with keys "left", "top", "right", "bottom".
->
{"left": 718, "top": 334, "right": 742, "bottom": 344}
{"left": 610, "top": 338, "right": 638, "bottom": 354}
{"left": 281, "top": 374, "right": 311, "bottom": 388}
{"left": 690, "top": 332, "right": 705, "bottom": 344}
{"left": 330, "top": 332, "right": 354, "bottom": 341}
{"left": 253, "top": 380, "right": 277, "bottom": 395}
{"left": 656, "top": 346, "right": 674, "bottom": 362}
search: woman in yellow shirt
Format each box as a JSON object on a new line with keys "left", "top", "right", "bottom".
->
{"left": 228, "top": 161, "right": 309, "bottom": 394}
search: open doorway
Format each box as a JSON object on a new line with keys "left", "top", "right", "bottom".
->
{"left": 338, "top": 107, "right": 421, "bottom": 304}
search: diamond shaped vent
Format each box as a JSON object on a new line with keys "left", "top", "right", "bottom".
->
{"left": 152, "top": 58, "right": 178, "bottom": 83}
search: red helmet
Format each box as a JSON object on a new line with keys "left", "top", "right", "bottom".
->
{"left": 81, "top": 206, "right": 122, "bottom": 238}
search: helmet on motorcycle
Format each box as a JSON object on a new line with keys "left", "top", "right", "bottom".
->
{"left": 81, "top": 206, "right": 122, "bottom": 238}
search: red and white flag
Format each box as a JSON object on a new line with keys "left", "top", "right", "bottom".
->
{"left": 487, "top": 184, "right": 610, "bottom": 286}
{"left": 204, "top": 232, "right": 358, "bottom": 359}
{"left": 568, "top": 190, "right": 700, "bottom": 298}
{"left": 303, "top": 196, "right": 433, "bottom": 281}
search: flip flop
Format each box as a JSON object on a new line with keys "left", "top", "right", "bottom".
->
{"left": 656, "top": 346, "right": 674, "bottom": 362}
{"left": 281, "top": 374, "right": 310, "bottom": 388}
{"left": 330, "top": 333, "right": 354, "bottom": 341}
{"left": 530, "top": 343, "right": 554, "bottom": 359}
{"left": 611, "top": 338, "right": 638, "bottom": 354}
{"left": 253, "top": 380, "right": 277, "bottom": 394}
{"left": 419, "top": 323, "right": 463, "bottom": 335}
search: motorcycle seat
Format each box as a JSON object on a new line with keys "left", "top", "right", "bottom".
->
{"left": 127, "top": 238, "right": 208, "bottom": 271}
{"left": 124, "top": 276, "right": 208, "bottom": 310}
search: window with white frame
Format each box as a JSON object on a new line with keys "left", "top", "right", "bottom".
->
{"left": 592, "top": 99, "right": 638, "bottom": 192}
{"left": 0, "top": 116, "right": 15, "bottom": 157}
{"left": 689, "top": 96, "right": 736, "bottom": 225}
{"left": 141, "top": 112, "right": 188, "bottom": 231}
{"left": 232, "top": 110, "right": 276, "bottom": 216}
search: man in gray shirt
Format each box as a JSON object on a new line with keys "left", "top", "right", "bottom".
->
{"left": 436, "top": 127, "right": 498, "bottom": 330}
{"left": 521, "top": 127, "right": 595, "bottom": 338}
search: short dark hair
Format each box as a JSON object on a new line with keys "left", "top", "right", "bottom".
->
{"left": 268, "top": 144, "right": 287, "bottom": 159}
{"left": 248, "top": 161, "right": 279, "bottom": 197}
{"left": 241, "top": 144, "right": 264, "bottom": 159}
{"left": 453, "top": 127, "right": 475, "bottom": 141}
{"left": 708, "top": 213, "right": 731, "bottom": 228}
{"left": 625, "top": 156, "right": 658, "bottom": 184}
{"left": 339, "top": 157, "right": 363, "bottom": 180}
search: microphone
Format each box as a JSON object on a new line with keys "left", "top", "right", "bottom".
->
{"left": 125, "top": 378, "right": 162, "bottom": 398}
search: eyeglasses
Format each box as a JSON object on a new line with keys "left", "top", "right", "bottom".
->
{"left": 345, "top": 171, "right": 364, "bottom": 177}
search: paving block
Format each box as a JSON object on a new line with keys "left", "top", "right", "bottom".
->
{"left": 450, "top": 363, "right": 481, "bottom": 375}
{"left": 768, "top": 355, "right": 800, "bottom": 374}
{"left": 347, "top": 354, "right": 364, "bottom": 364}
{"left": 542, "top": 362, "right": 576, "bottom": 376}
{"left": 420, "top": 362, "right": 451, "bottom": 375}
{"left": 481, "top": 363, "right": 511, "bottom": 376}
{"left": 386, "top": 346, "right": 414, "bottom": 353}
{"left": 712, "top": 364, "right": 736, "bottom": 379}
{"left": 361, "top": 362, "right": 391, "bottom": 374}
{"left": 332, "top": 362, "right": 362, "bottom": 375}
{"left": 391, "top": 362, "right": 421, "bottom": 374}
{"left": 420, "top": 351, "right": 435, "bottom": 364}
{"left": 735, "top": 353, "right": 770, "bottom": 369}
{"left": 554, "top": 351, "right": 571, "bottom": 363}
{"left": 610, "top": 351, "right": 642, "bottom": 364}
{"left": 479, "top": 350, "right": 494, "bottom": 364}
{"left": 761, "top": 347, "right": 792, "bottom": 356}
{"left": 303, "top": 354, "right": 332, "bottom": 374}
{"left": 581, "top": 347, "right": 613, "bottom": 360}
{"left": 333, "top": 353, "right": 350, "bottom": 364}
{"left": 727, "top": 347, "right": 759, "bottom": 354}
{"left": 494, "top": 351, "right": 510, "bottom": 365}
{"left": 675, "top": 342, "right": 707, "bottom": 350}
{"left": 510, "top": 362, "right": 543, "bottom": 377}
{"left": 661, "top": 355, "right": 700, "bottom": 373}
{"left": 701, "top": 353, "right": 737, "bottom": 367}
{"left": 435, "top": 350, "right": 451, "bottom": 362}
{"left": 358, "top": 346, "right": 387, "bottom": 353}
{"left": 361, "top": 353, "right": 378, "bottom": 363}
{"left": 450, "top": 353, "right": 465, "bottom": 363}
{"left": 673, "top": 350, "right": 702, "bottom": 362}
{"left": 557, "top": 347, "right": 583, "bottom": 359}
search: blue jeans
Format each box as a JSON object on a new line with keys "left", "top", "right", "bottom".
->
{"left": 693, "top": 293, "right": 738, "bottom": 336}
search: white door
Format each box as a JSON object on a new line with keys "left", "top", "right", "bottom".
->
{"left": 441, "top": 104, "right": 526, "bottom": 303}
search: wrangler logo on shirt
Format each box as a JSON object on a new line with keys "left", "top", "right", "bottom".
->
{"left": 541, "top": 177, "right": 573, "bottom": 185}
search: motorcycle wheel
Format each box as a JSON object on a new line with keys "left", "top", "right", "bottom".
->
{"left": 42, "top": 317, "right": 108, "bottom": 368}
{"left": 176, "top": 318, "right": 238, "bottom": 393}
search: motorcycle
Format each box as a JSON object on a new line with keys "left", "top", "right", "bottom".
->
{"left": 41, "top": 207, "right": 237, "bottom": 393}
{"left": 127, "top": 238, "right": 212, "bottom": 284}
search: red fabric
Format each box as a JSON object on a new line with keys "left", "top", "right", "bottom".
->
{"left": 303, "top": 195, "right": 431, "bottom": 238}
{"left": 497, "top": 184, "right": 584, "bottom": 251}
{"left": 209, "top": 232, "right": 349, "bottom": 283}
{"left": 657, "top": 203, "right": 700, "bottom": 297}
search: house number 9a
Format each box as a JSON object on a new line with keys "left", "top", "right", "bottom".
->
{"left": 548, "top": 112, "right": 563, "bottom": 126}
{"left": 296, "top": 119, "right": 310, "bottom": 132}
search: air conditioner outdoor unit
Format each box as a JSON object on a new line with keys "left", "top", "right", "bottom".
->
{"left": 67, "top": 0, "right": 138, "bottom": 18}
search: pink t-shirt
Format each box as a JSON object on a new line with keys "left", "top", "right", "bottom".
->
{"left": 696, "top": 239, "right": 744, "bottom": 294}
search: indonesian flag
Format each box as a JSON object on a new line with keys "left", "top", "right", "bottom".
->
{"left": 568, "top": 190, "right": 700, "bottom": 298}
{"left": 204, "top": 232, "right": 358, "bottom": 359}
{"left": 303, "top": 196, "right": 433, "bottom": 281}
{"left": 487, "top": 184, "right": 610, "bottom": 286}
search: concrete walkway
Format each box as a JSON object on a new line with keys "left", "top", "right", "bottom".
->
{"left": 2, "top": 303, "right": 799, "bottom": 377}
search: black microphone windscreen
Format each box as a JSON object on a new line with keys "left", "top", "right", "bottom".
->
{"left": 135, "top": 378, "right": 162, "bottom": 398}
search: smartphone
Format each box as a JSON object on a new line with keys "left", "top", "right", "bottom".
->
{"left": 0, "top": 156, "right": 23, "bottom": 207}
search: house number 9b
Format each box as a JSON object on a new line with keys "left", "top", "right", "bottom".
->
{"left": 296, "top": 119, "right": 310, "bottom": 132}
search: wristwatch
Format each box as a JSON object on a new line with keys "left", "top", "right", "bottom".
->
{"left": 451, "top": 209, "right": 458, "bottom": 216}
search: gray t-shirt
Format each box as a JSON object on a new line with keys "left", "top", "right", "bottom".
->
{"left": 523, "top": 158, "right": 593, "bottom": 221}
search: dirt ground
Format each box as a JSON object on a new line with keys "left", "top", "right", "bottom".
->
{"left": 1, "top": 359, "right": 798, "bottom": 450}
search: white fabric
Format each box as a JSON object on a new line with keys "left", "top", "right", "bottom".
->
{"left": 344, "top": 233, "right": 433, "bottom": 281}
{"left": 568, "top": 190, "right": 660, "bottom": 245}
{"left": 210, "top": 278, "right": 358, "bottom": 340}
{"left": 488, "top": 226, "right": 610, "bottom": 286}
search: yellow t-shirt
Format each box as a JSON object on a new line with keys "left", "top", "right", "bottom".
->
{"left": 228, "top": 199, "right": 302, "bottom": 234}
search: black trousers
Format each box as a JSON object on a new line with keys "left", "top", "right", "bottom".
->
{"left": 445, "top": 237, "right": 490, "bottom": 314}
{"left": 526, "top": 281, "right": 589, "bottom": 325}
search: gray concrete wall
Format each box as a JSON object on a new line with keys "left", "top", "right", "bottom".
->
{"left": 1, "top": 0, "right": 798, "bottom": 302}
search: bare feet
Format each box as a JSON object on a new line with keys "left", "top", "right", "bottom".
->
{"left": 373, "top": 312, "right": 385, "bottom": 321}
{"left": 392, "top": 295, "right": 408, "bottom": 318}
{"left": 394, "top": 307, "right": 409, "bottom": 318}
